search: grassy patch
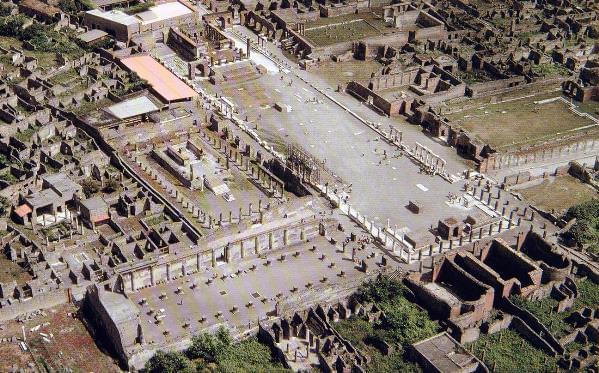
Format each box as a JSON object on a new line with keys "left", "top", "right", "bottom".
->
{"left": 303, "top": 13, "right": 386, "bottom": 47}
{"left": 531, "top": 63, "right": 570, "bottom": 78}
{"left": 563, "top": 199, "right": 599, "bottom": 255}
{"left": 509, "top": 296, "right": 572, "bottom": 338}
{"left": 144, "top": 214, "right": 167, "bottom": 227}
{"left": 332, "top": 277, "right": 439, "bottom": 372}
{"left": 518, "top": 176, "right": 598, "bottom": 213}
{"left": 48, "top": 68, "right": 80, "bottom": 85}
{"left": 573, "top": 279, "right": 599, "bottom": 311}
{"left": 446, "top": 95, "right": 595, "bottom": 150}
{"left": 335, "top": 316, "right": 422, "bottom": 373}
{"left": 0, "top": 256, "right": 32, "bottom": 285}
{"left": 0, "top": 171, "right": 18, "bottom": 185}
{"left": 14, "top": 125, "right": 39, "bottom": 143}
{"left": 466, "top": 329, "right": 557, "bottom": 372}
{"left": 122, "top": 1, "right": 154, "bottom": 14}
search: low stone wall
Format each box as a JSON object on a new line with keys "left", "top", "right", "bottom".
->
{"left": 0, "top": 290, "right": 69, "bottom": 323}
{"left": 499, "top": 297, "right": 564, "bottom": 355}
{"left": 115, "top": 215, "right": 327, "bottom": 292}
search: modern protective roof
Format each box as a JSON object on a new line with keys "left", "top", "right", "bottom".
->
{"left": 105, "top": 96, "right": 159, "bottom": 119}
{"left": 86, "top": 9, "right": 140, "bottom": 26}
{"left": 136, "top": 2, "right": 193, "bottom": 25}
{"left": 120, "top": 55, "right": 198, "bottom": 102}
{"left": 77, "top": 29, "right": 109, "bottom": 43}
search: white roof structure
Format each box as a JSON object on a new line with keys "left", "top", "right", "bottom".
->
{"left": 86, "top": 9, "right": 139, "bottom": 26}
{"left": 105, "top": 96, "right": 159, "bottom": 120}
{"left": 77, "top": 29, "right": 108, "bottom": 43}
{"left": 204, "top": 175, "right": 230, "bottom": 196}
{"left": 136, "top": 2, "right": 193, "bottom": 25}
{"left": 86, "top": 2, "right": 193, "bottom": 27}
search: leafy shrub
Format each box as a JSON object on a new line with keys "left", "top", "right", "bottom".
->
{"left": 144, "top": 350, "right": 193, "bottom": 373}
{"left": 355, "top": 276, "right": 409, "bottom": 304}
{"left": 563, "top": 199, "right": 599, "bottom": 254}
{"left": 187, "top": 326, "right": 232, "bottom": 362}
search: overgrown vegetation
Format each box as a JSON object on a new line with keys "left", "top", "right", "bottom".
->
{"left": 572, "top": 278, "right": 599, "bottom": 311}
{"left": 509, "top": 295, "right": 572, "bottom": 338}
{"left": 145, "top": 327, "right": 287, "bottom": 373}
{"left": 102, "top": 178, "right": 120, "bottom": 194}
{"left": 80, "top": 178, "right": 101, "bottom": 198}
{"left": 14, "top": 125, "right": 39, "bottom": 143}
{"left": 0, "top": 3, "right": 13, "bottom": 17}
{"left": 145, "top": 351, "right": 193, "bottom": 373}
{"left": 0, "top": 171, "right": 18, "bottom": 186}
{"left": 0, "top": 16, "right": 84, "bottom": 57}
{"left": 0, "top": 195, "right": 10, "bottom": 216}
{"left": 355, "top": 277, "right": 439, "bottom": 346}
{"left": 58, "top": 0, "right": 94, "bottom": 14}
{"left": 563, "top": 198, "right": 599, "bottom": 254}
{"left": 467, "top": 329, "right": 557, "bottom": 372}
{"left": 531, "top": 63, "right": 570, "bottom": 78}
{"left": 334, "top": 277, "right": 439, "bottom": 372}
{"left": 112, "top": 72, "right": 147, "bottom": 96}
{"left": 121, "top": 1, "right": 155, "bottom": 14}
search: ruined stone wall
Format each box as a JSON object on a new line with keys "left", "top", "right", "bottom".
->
{"left": 368, "top": 69, "right": 419, "bottom": 91}
{"left": 453, "top": 253, "right": 514, "bottom": 300}
{"left": 0, "top": 289, "right": 69, "bottom": 322}
{"left": 346, "top": 81, "right": 404, "bottom": 116}
{"left": 467, "top": 76, "right": 527, "bottom": 98}
{"left": 117, "top": 217, "right": 325, "bottom": 292}
{"left": 319, "top": 3, "right": 357, "bottom": 18}
{"left": 489, "top": 138, "right": 599, "bottom": 172}
{"left": 85, "top": 285, "right": 140, "bottom": 365}
{"left": 404, "top": 277, "right": 455, "bottom": 319}
{"left": 421, "top": 83, "right": 466, "bottom": 105}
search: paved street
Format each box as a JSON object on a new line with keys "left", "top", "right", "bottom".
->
{"left": 214, "top": 26, "right": 474, "bottom": 233}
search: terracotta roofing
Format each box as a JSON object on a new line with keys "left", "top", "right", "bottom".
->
{"left": 15, "top": 204, "right": 32, "bottom": 218}
{"left": 120, "top": 55, "right": 198, "bottom": 102}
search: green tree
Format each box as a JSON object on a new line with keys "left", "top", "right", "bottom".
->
{"left": 563, "top": 198, "right": 599, "bottom": 254}
{"left": 144, "top": 350, "right": 192, "bottom": 373}
{"left": 0, "top": 3, "right": 13, "bottom": 17}
{"left": 58, "top": 0, "right": 79, "bottom": 14}
{"left": 58, "top": 0, "right": 94, "bottom": 13}
{"left": 0, "top": 15, "right": 26, "bottom": 37}
{"left": 0, "top": 196, "right": 10, "bottom": 217}
{"left": 355, "top": 276, "right": 408, "bottom": 303}
{"left": 80, "top": 178, "right": 101, "bottom": 198}
{"left": 382, "top": 298, "right": 439, "bottom": 346}
{"left": 102, "top": 178, "right": 120, "bottom": 194}
{"left": 187, "top": 326, "right": 232, "bottom": 362}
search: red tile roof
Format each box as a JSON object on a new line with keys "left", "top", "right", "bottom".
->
{"left": 120, "top": 55, "right": 198, "bottom": 102}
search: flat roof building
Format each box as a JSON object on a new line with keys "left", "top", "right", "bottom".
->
{"left": 105, "top": 96, "right": 160, "bottom": 120}
{"left": 120, "top": 55, "right": 198, "bottom": 103}
{"left": 411, "top": 332, "right": 487, "bottom": 373}
{"left": 84, "top": 1, "right": 195, "bottom": 42}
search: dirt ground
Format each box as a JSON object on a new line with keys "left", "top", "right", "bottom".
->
{"left": 0, "top": 256, "right": 32, "bottom": 286}
{"left": 446, "top": 94, "right": 596, "bottom": 150}
{"left": 303, "top": 12, "right": 387, "bottom": 47}
{"left": 0, "top": 304, "right": 122, "bottom": 373}
{"left": 518, "top": 175, "right": 599, "bottom": 213}
{"left": 310, "top": 60, "right": 383, "bottom": 87}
